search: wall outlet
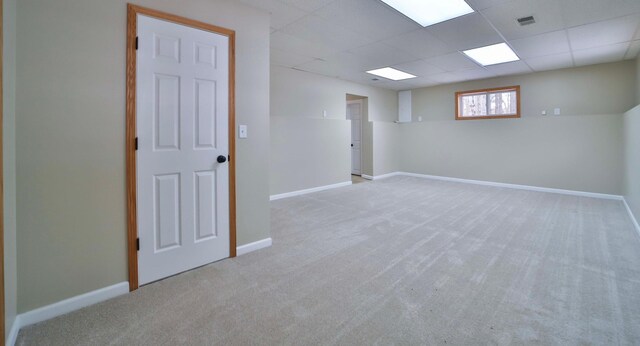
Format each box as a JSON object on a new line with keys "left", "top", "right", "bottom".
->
{"left": 322, "top": 110, "right": 327, "bottom": 118}
{"left": 239, "top": 125, "right": 248, "bottom": 139}
{"left": 541, "top": 110, "right": 547, "bottom": 116}
{"left": 418, "top": 116, "right": 423, "bottom": 122}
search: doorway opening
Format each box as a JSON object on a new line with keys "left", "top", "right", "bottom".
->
{"left": 346, "top": 94, "right": 369, "bottom": 184}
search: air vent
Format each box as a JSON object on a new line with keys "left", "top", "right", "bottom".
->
{"left": 517, "top": 16, "right": 535, "bottom": 26}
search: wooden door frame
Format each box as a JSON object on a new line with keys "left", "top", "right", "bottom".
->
{"left": 0, "top": 0, "right": 5, "bottom": 340}
{"left": 125, "top": 4, "right": 237, "bottom": 291}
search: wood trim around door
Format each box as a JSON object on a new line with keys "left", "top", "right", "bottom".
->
{"left": 125, "top": 4, "right": 237, "bottom": 291}
{"left": 0, "top": 0, "right": 5, "bottom": 340}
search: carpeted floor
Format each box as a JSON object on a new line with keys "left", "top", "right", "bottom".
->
{"left": 16, "top": 176, "right": 640, "bottom": 345}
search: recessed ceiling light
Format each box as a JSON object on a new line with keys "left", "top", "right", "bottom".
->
{"left": 366, "top": 67, "right": 417, "bottom": 81}
{"left": 462, "top": 43, "right": 520, "bottom": 66}
{"left": 380, "top": 0, "right": 475, "bottom": 27}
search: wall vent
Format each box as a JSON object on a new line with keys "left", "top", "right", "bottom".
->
{"left": 517, "top": 16, "right": 536, "bottom": 26}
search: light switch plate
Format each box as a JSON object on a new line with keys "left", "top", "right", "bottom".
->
{"left": 239, "top": 125, "right": 247, "bottom": 139}
{"left": 554, "top": 108, "right": 561, "bottom": 115}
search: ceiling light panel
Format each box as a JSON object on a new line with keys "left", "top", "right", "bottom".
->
{"left": 380, "top": 0, "right": 475, "bottom": 27}
{"left": 366, "top": 67, "right": 417, "bottom": 80}
{"left": 463, "top": 43, "right": 520, "bottom": 66}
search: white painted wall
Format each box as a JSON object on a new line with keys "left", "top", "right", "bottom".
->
{"left": 3, "top": 0, "right": 17, "bottom": 339}
{"left": 399, "top": 115, "right": 623, "bottom": 194}
{"left": 396, "top": 61, "right": 635, "bottom": 195}
{"left": 373, "top": 122, "right": 401, "bottom": 176}
{"left": 411, "top": 61, "right": 636, "bottom": 122}
{"left": 637, "top": 56, "right": 640, "bottom": 104}
{"left": 270, "top": 117, "right": 350, "bottom": 195}
{"left": 270, "top": 66, "right": 398, "bottom": 194}
{"left": 624, "top": 105, "right": 640, "bottom": 222}
{"left": 15, "top": 0, "right": 270, "bottom": 313}
{"left": 271, "top": 66, "right": 397, "bottom": 122}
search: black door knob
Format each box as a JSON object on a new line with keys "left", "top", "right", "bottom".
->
{"left": 351, "top": 144, "right": 354, "bottom": 147}
{"left": 217, "top": 155, "right": 227, "bottom": 163}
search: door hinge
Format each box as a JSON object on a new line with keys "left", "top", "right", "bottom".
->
{"left": 135, "top": 137, "right": 138, "bottom": 151}
{"left": 136, "top": 238, "right": 140, "bottom": 251}
{"left": 228, "top": 155, "right": 231, "bottom": 162}
{"left": 135, "top": 36, "right": 139, "bottom": 50}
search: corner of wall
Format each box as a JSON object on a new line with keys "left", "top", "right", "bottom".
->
{"left": 636, "top": 56, "right": 640, "bottom": 105}
{"left": 4, "top": 0, "right": 18, "bottom": 341}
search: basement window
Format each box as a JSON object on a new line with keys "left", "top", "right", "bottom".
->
{"left": 455, "top": 86, "right": 520, "bottom": 120}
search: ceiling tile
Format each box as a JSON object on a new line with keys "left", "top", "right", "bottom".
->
{"left": 485, "top": 60, "right": 532, "bottom": 75}
{"left": 293, "top": 59, "right": 349, "bottom": 79}
{"left": 270, "top": 31, "right": 339, "bottom": 59}
{"left": 559, "top": 0, "right": 640, "bottom": 28}
{"left": 392, "top": 77, "right": 440, "bottom": 90}
{"left": 568, "top": 14, "right": 640, "bottom": 50}
{"left": 381, "top": 29, "right": 456, "bottom": 59}
{"left": 424, "top": 52, "right": 480, "bottom": 72}
{"left": 573, "top": 42, "right": 629, "bottom": 66}
{"left": 392, "top": 60, "right": 446, "bottom": 76}
{"left": 347, "top": 42, "right": 419, "bottom": 70}
{"left": 314, "top": 0, "right": 419, "bottom": 41}
{"left": 453, "top": 68, "right": 497, "bottom": 81}
{"left": 525, "top": 53, "right": 574, "bottom": 72}
{"left": 481, "top": 0, "right": 565, "bottom": 40}
{"left": 427, "top": 12, "right": 502, "bottom": 51}
{"left": 271, "top": 48, "right": 315, "bottom": 67}
{"left": 280, "top": 15, "right": 373, "bottom": 51}
{"left": 465, "top": 0, "right": 513, "bottom": 11}
{"left": 278, "top": 0, "right": 336, "bottom": 12}
{"left": 625, "top": 40, "right": 640, "bottom": 59}
{"left": 238, "top": 0, "right": 308, "bottom": 29}
{"left": 509, "top": 30, "right": 570, "bottom": 59}
{"left": 427, "top": 72, "right": 469, "bottom": 84}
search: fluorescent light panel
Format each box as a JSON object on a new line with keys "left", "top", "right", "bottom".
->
{"left": 381, "top": 0, "right": 475, "bottom": 27}
{"left": 366, "top": 67, "right": 416, "bottom": 81}
{"left": 463, "top": 43, "right": 520, "bottom": 66}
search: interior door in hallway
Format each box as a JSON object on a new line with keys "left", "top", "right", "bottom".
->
{"left": 136, "top": 15, "right": 230, "bottom": 285}
{"left": 348, "top": 100, "right": 362, "bottom": 175}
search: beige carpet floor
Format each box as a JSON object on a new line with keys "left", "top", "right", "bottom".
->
{"left": 16, "top": 176, "right": 640, "bottom": 345}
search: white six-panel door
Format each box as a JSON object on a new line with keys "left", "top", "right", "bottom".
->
{"left": 137, "top": 15, "right": 229, "bottom": 285}
{"left": 348, "top": 101, "right": 362, "bottom": 175}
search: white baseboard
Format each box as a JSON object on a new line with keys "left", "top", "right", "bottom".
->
{"left": 7, "top": 282, "right": 129, "bottom": 345}
{"left": 367, "top": 172, "right": 403, "bottom": 180}
{"left": 361, "top": 174, "right": 374, "bottom": 180}
{"left": 623, "top": 198, "right": 640, "bottom": 238}
{"left": 372, "top": 171, "right": 623, "bottom": 200}
{"left": 236, "top": 238, "right": 273, "bottom": 256}
{"left": 270, "top": 181, "right": 352, "bottom": 201}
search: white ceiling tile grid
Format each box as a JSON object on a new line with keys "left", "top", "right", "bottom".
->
{"left": 253, "top": 0, "right": 640, "bottom": 90}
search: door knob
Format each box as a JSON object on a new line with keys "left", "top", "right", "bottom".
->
{"left": 351, "top": 144, "right": 354, "bottom": 147}
{"left": 217, "top": 155, "right": 227, "bottom": 163}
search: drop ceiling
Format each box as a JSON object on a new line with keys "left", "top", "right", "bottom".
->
{"left": 239, "top": 0, "right": 640, "bottom": 90}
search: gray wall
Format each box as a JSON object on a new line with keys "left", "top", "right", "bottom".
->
{"left": 399, "top": 61, "right": 636, "bottom": 194}
{"left": 373, "top": 123, "right": 401, "bottom": 176}
{"left": 270, "top": 66, "right": 397, "bottom": 194}
{"left": 3, "top": 0, "right": 17, "bottom": 338}
{"left": 637, "top": 57, "right": 640, "bottom": 104}
{"left": 399, "top": 115, "right": 623, "bottom": 194}
{"left": 412, "top": 61, "right": 636, "bottom": 122}
{"left": 271, "top": 66, "right": 397, "bottom": 122}
{"left": 625, "top": 105, "right": 640, "bottom": 222}
{"left": 270, "top": 117, "right": 349, "bottom": 195}
{"left": 15, "top": 0, "right": 270, "bottom": 313}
